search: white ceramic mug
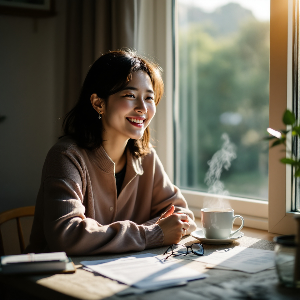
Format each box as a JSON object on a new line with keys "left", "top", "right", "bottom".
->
{"left": 201, "top": 208, "right": 244, "bottom": 239}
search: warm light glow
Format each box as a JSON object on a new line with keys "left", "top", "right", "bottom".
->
{"left": 267, "top": 128, "right": 282, "bottom": 138}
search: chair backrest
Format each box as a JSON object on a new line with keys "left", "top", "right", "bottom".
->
{"left": 0, "top": 206, "right": 35, "bottom": 256}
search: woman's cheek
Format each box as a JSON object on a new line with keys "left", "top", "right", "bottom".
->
{"left": 117, "top": 100, "right": 133, "bottom": 111}
{"left": 148, "top": 103, "right": 156, "bottom": 119}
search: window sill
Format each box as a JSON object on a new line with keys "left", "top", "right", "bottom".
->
{"left": 269, "top": 211, "right": 300, "bottom": 235}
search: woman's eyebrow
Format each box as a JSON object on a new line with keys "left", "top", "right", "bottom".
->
{"left": 123, "top": 86, "right": 154, "bottom": 94}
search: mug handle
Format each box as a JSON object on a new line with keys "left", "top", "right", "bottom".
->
{"left": 229, "top": 215, "right": 244, "bottom": 237}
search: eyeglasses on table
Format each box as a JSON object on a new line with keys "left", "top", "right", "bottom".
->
{"left": 163, "top": 243, "right": 204, "bottom": 260}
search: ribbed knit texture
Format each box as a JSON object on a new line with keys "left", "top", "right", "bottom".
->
{"left": 25, "top": 137, "right": 194, "bottom": 255}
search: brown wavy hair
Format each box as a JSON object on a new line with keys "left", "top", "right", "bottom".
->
{"left": 62, "top": 49, "right": 164, "bottom": 158}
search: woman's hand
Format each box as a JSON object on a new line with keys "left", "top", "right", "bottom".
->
{"left": 156, "top": 205, "right": 190, "bottom": 245}
{"left": 179, "top": 214, "right": 197, "bottom": 235}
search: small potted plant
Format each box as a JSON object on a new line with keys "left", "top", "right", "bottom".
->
{"left": 266, "top": 109, "right": 300, "bottom": 175}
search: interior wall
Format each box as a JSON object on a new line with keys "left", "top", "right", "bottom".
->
{"left": 0, "top": 14, "right": 58, "bottom": 213}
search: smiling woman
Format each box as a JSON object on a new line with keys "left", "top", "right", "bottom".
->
{"left": 25, "top": 49, "right": 196, "bottom": 255}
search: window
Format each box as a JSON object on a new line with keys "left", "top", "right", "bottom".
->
{"left": 148, "top": 0, "right": 297, "bottom": 234}
{"left": 176, "top": 0, "right": 270, "bottom": 201}
{"left": 172, "top": 0, "right": 270, "bottom": 230}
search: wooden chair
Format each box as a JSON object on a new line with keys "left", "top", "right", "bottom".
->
{"left": 0, "top": 206, "right": 35, "bottom": 256}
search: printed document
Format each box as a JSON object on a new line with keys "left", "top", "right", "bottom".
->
{"left": 81, "top": 253, "right": 207, "bottom": 289}
{"left": 193, "top": 246, "right": 275, "bottom": 273}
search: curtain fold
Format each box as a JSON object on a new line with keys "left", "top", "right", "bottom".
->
{"left": 63, "top": 0, "right": 138, "bottom": 116}
{"left": 64, "top": 0, "right": 95, "bottom": 114}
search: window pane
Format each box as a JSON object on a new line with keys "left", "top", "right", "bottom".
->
{"left": 176, "top": 0, "right": 270, "bottom": 200}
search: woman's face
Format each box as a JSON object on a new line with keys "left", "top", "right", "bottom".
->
{"left": 101, "top": 70, "right": 156, "bottom": 142}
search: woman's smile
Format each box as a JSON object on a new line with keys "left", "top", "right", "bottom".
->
{"left": 126, "top": 116, "right": 146, "bottom": 127}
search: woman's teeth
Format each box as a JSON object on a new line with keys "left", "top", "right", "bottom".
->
{"left": 128, "top": 118, "right": 144, "bottom": 124}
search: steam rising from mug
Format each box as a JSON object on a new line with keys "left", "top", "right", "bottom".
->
{"left": 204, "top": 133, "right": 236, "bottom": 208}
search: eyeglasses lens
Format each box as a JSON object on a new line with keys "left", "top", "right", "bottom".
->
{"left": 172, "top": 244, "right": 187, "bottom": 255}
{"left": 192, "top": 243, "right": 204, "bottom": 256}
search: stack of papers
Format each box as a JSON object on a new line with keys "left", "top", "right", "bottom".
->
{"left": 193, "top": 246, "right": 275, "bottom": 273}
{"left": 81, "top": 246, "right": 274, "bottom": 292}
{"left": 81, "top": 253, "right": 208, "bottom": 290}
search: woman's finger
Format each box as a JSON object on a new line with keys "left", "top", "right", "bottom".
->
{"left": 175, "top": 213, "right": 188, "bottom": 222}
{"left": 182, "top": 222, "right": 190, "bottom": 231}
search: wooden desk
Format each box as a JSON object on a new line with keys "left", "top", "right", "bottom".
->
{"left": 1, "top": 228, "right": 299, "bottom": 300}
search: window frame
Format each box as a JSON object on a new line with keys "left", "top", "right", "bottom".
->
{"left": 268, "top": 0, "right": 299, "bottom": 234}
{"left": 151, "top": 0, "right": 298, "bottom": 234}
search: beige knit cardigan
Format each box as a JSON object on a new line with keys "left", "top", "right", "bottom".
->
{"left": 25, "top": 137, "right": 194, "bottom": 255}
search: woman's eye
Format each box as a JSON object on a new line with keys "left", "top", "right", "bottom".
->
{"left": 146, "top": 96, "right": 154, "bottom": 101}
{"left": 124, "top": 94, "right": 135, "bottom": 98}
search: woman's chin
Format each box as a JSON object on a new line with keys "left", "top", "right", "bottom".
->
{"left": 128, "top": 131, "right": 145, "bottom": 140}
{"left": 130, "top": 135, "right": 144, "bottom": 140}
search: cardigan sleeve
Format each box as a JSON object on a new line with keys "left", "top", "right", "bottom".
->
{"left": 26, "top": 143, "right": 165, "bottom": 256}
{"left": 149, "top": 148, "right": 195, "bottom": 221}
{"left": 41, "top": 176, "right": 163, "bottom": 255}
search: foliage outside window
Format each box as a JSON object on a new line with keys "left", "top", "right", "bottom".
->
{"left": 176, "top": 0, "right": 270, "bottom": 201}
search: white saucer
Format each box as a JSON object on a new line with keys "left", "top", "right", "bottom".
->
{"left": 191, "top": 229, "right": 244, "bottom": 244}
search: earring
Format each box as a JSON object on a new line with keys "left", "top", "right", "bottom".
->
{"left": 98, "top": 111, "right": 102, "bottom": 120}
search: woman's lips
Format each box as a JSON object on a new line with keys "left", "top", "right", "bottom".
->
{"left": 126, "top": 117, "right": 146, "bottom": 128}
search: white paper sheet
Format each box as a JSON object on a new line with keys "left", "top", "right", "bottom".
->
{"left": 193, "top": 246, "right": 275, "bottom": 273}
{"left": 81, "top": 253, "right": 208, "bottom": 289}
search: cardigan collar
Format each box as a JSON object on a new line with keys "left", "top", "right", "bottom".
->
{"left": 91, "top": 145, "right": 144, "bottom": 176}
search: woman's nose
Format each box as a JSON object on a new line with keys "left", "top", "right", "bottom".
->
{"left": 135, "top": 98, "right": 147, "bottom": 114}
